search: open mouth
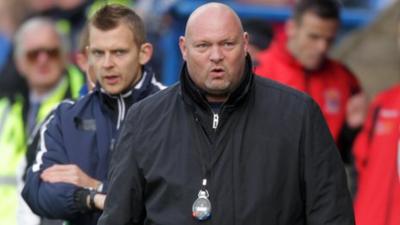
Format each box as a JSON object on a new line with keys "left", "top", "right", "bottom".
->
{"left": 210, "top": 68, "right": 225, "bottom": 77}
{"left": 104, "top": 75, "right": 120, "bottom": 84}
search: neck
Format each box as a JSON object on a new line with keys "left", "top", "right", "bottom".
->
{"left": 206, "top": 95, "right": 228, "bottom": 104}
{"left": 132, "top": 67, "right": 144, "bottom": 87}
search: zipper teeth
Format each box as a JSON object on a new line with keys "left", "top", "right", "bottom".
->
{"left": 213, "top": 113, "right": 219, "bottom": 129}
{"left": 121, "top": 96, "right": 126, "bottom": 121}
{"left": 117, "top": 96, "right": 125, "bottom": 130}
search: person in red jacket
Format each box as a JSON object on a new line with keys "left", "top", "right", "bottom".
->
{"left": 352, "top": 20, "right": 400, "bottom": 225}
{"left": 353, "top": 85, "right": 400, "bottom": 225}
{"left": 255, "top": 0, "right": 367, "bottom": 154}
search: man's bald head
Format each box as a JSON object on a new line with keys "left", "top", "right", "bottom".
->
{"left": 184, "top": 3, "right": 244, "bottom": 38}
{"left": 179, "top": 2, "right": 249, "bottom": 103}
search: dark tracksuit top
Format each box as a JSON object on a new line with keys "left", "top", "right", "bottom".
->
{"left": 22, "top": 67, "right": 165, "bottom": 225}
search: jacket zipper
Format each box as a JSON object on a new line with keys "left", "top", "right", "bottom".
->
{"left": 213, "top": 113, "right": 219, "bottom": 129}
{"left": 116, "top": 95, "right": 126, "bottom": 130}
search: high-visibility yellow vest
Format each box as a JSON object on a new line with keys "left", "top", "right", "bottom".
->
{"left": 0, "top": 65, "right": 83, "bottom": 225}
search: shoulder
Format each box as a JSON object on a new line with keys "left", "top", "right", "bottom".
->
{"left": 53, "top": 92, "right": 97, "bottom": 119}
{"left": 374, "top": 84, "right": 400, "bottom": 104}
{"left": 126, "top": 84, "right": 180, "bottom": 120}
{"left": 252, "top": 76, "right": 319, "bottom": 117}
{"left": 254, "top": 75, "right": 313, "bottom": 103}
{"left": 327, "top": 59, "right": 357, "bottom": 79}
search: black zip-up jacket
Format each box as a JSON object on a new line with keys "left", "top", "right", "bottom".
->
{"left": 22, "top": 67, "right": 164, "bottom": 225}
{"left": 98, "top": 56, "right": 355, "bottom": 225}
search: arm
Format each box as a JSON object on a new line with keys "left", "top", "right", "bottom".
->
{"left": 303, "top": 100, "right": 355, "bottom": 225}
{"left": 22, "top": 110, "right": 84, "bottom": 219}
{"left": 352, "top": 98, "right": 381, "bottom": 182}
{"left": 338, "top": 69, "right": 368, "bottom": 152}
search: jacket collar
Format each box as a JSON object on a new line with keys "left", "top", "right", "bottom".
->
{"left": 180, "top": 54, "right": 254, "bottom": 113}
{"left": 94, "top": 66, "right": 155, "bottom": 111}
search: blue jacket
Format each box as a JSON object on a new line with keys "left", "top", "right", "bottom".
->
{"left": 22, "top": 68, "right": 165, "bottom": 225}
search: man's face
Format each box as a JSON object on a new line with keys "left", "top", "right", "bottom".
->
{"left": 179, "top": 11, "right": 248, "bottom": 100}
{"left": 287, "top": 12, "right": 339, "bottom": 70}
{"left": 17, "top": 25, "right": 64, "bottom": 93}
{"left": 88, "top": 24, "right": 150, "bottom": 95}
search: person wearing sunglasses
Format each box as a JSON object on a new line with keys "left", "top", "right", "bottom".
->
{"left": 0, "top": 17, "right": 85, "bottom": 225}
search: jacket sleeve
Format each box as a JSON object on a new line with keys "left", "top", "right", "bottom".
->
{"left": 98, "top": 105, "right": 145, "bottom": 225}
{"left": 353, "top": 96, "right": 381, "bottom": 182}
{"left": 302, "top": 99, "right": 355, "bottom": 225}
{"left": 22, "top": 109, "right": 80, "bottom": 220}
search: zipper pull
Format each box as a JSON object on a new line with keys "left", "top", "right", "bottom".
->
{"left": 212, "top": 113, "right": 219, "bottom": 129}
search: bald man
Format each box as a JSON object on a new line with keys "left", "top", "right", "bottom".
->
{"left": 98, "top": 3, "right": 355, "bottom": 225}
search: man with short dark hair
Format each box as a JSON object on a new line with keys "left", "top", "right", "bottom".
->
{"left": 22, "top": 4, "right": 164, "bottom": 225}
{"left": 255, "top": 0, "right": 367, "bottom": 195}
{"left": 256, "top": 0, "right": 367, "bottom": 154}
{"left": 98, "top": 2, "right": 355, "bottom": 225}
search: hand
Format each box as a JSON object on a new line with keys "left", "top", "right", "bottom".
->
{"left": 41, "top": 164, "right": 100, "bottom": 189}
{"left": 346, "top": 92, "right": 369, "bottom": 129}
{"left": 94, "top": 194, "right": 106, "bottom": 210}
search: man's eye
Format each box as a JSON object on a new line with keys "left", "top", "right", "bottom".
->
{"left": 224, "top": 42, "right": 235, "bottom": 48}
{"left": 92, "top": 50, "right": 103, "bottom": 57}
{"left": 196, "top": 43, "right": 208, "bottom": 48}
{"left": 114, "top": 50, "right": 126, "bottom": 56}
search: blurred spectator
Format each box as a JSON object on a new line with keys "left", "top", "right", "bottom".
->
{"left": 352, "top": 15, "right": 400, "bottom": 225}
{"left": 255, "top": 0, "right": 367, "bottom": 146}
{"left": 254, "top": 0, "right": 368, "bottom": 195}
{"left": 0, "top": 17, "right": 84, "bottom": 225}
{"left": 242, "top": 19, "right": 274, "bottom": 66}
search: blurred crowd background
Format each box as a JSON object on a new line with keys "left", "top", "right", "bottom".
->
{"left": 0, "top": 0, "right": 399, "bottom": 98}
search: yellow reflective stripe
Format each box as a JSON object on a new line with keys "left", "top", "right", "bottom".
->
{"left": 0, "top": 98, "right": 25, "bottom": 176}
{"left": 0, "top": 186, "right": 18, "bottom": 224}
{"left": 36, "top": 77, "right": 69, "bottom": 124}
{"left": 67, "top": 65, "right": 84, "bottom": 99}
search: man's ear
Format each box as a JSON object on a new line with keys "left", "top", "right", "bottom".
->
{"left": 139, "top": 43, "right": 153, "bottom": 65}
{"left": 243, "top": 32, "right": 249, "bottom": 53}
{"left": 179, "top": 36, "right": 187, "bottom": 61}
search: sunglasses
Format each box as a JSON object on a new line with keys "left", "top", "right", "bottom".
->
{"left": 25, "top": 47, "right": 60, "bottom": 63}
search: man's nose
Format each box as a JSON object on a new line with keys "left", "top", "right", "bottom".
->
{"left": 209, "top": 46, "right": 224, "bottom": 63}
{"left": 36, "top": 51, "right": 50, "bottom": 64}
{"left": 102, "top": 53, "right": 114, "bottom": 68}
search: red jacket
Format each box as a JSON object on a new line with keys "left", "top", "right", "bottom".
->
{"left": 255, "top": 40, "right": 361, "bottom": 141}
{"left": 353, "top": 85, "right": 400, "bottom": 225}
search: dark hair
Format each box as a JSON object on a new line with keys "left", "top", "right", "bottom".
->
{"left": 243, "top": 19, "right": 274, "bottom": 50}
{"left": 293, "top": 0, "right": 341, "bottom": 22}
{"left": 89, "top": 4, "right": 146, "bottom": 46}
